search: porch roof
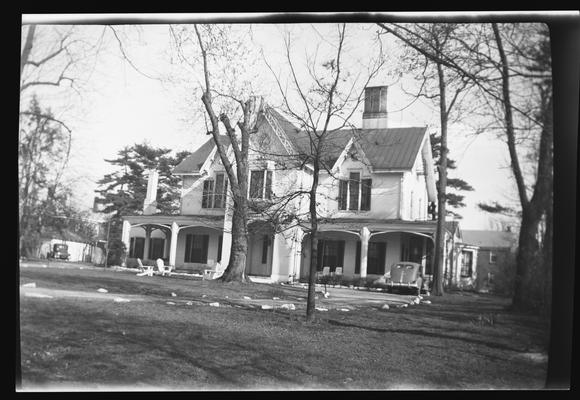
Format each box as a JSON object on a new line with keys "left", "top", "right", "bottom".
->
{"left": 315, "top": 218, "right": 439, "bottom": 235}
{"left": 123, "top": 214, "right": 224, "bottom": 229}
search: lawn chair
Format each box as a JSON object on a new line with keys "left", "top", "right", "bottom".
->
{"left": 331, "top": 267, "right": 343, "bottom": 287}
{"left": 136, "top": 258, "right": 154, "bottom": 277}
{"left": 317, "top": 266, "right": 331, "bottom": 292}
{"left": 156, "top": 258, "right": 173, "bottom": 277}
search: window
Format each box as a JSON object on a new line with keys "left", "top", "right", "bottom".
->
{"left": 338, "top": 172, "right": 372, "bottom": 211}
{"left": 184, "top": 234, "right": 209, "bottom": 263}
{"left": 129, "top": 237, "right": 145, "bottom": 259}
{"left": 367, "top": 242, "right": 387, "bottom": 275}
{"left": 249, "top": 170, "right": 273, "bottom": 200}
{"left": 316, "top": 240, "right": 345, "bottom": 272}
{"left": 148, "top": 238, "right": 165, "bottom": 260}
{"left": 202, "top": 173, "right": 228, "bottom": 209}
{"left": 489, "top": 251, "right": 497, "bottom": 264}
{"left": 461, "top": 251, "right": 473, "bottom": 277}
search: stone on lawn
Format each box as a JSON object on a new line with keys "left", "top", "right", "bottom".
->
{"left": 209, "top": 302, "right": 220, "bottom": 307}
{"left": 315, "top": 307, "right": 328, "bottom": 312}
{"left": 422, "top": 300, "right": 432, "bottom": 304}
{"left": 243, "top": 296, "right": 252, "bottom": 300}
{"left": 186, "top": 301, "right": 193, "bottom": 306}
{"left": 113, "top": 297, "right": 130, "bottom": 303}
{"left": 339, "top": 308, "right": 350, "bottom": 312}
{"left": 97, "top": 288, "right": 108, "bottom": 293}
{"left": 166, "top": 301, "right": 176, "bottom": 305}
{"left": 272, "top": 297, "right": 280, "bottom": 300}
{"left": 397, "top": 304, "right": 408, "bottom": 308}
{"left": 323, "top": 292, "right": 330, "bottom": 298}
{"left": 261, "top": 304, "right": 273, "bottom": 310}
{"left": 280, "top": 303, "right": 296, "bottom": 310}
{"left": 381, "top": 304, "right": 390, "bottom": 310}
{"left": 22, "top": 282, "right": 36, "bottom": 288}
{"left": 171, "top": 292, "right": 177, "bottom": 297}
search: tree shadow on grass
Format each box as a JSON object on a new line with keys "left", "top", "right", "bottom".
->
{"left": 325, "top": 319, "right": 525, "bottom": 353}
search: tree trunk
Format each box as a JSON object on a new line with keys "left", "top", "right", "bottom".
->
{"left": 306, "top": 162, "right": 320, "bottom": 321}
{"left": 512, "top": 207, "right": 541, "bottom": 310}
{"left": 432, "top": 62, "right": 448, "bottom": 296}
{"left": 219, "top": 200, "right": 248, "bottom": 282}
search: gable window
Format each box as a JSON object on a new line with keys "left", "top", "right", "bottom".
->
{"left": 202, "top": 172, "right": 228, "bottom": 209}
{"left": 250, "top": 170, "right": 273, "bottom": 200}
{"left": 184, "top": 234, "right": 209, "bottom": 263}
{"left": 338, "top": 172, "right": 372, "bottom": 211}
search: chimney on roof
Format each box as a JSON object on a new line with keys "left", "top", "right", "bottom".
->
{"left": 362, "top": 86, "right": 388, "bottom": 130}
{"left": 143, "top": 169, "right": 159, "bottom": 215}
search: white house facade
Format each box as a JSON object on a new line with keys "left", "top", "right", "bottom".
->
{"left": 122, "top": 86, "right": 466, "bottom": 286}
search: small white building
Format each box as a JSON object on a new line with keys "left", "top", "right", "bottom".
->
{"left": 122, "top": 86, "right": 463, "bottom": 284}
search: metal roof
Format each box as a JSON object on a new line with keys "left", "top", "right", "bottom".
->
{"left": 172, "top": 135, "right": 230, "bottom": 174}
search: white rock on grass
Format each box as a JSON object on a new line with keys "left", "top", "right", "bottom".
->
{"left": 381, "top": 304, "right": 390, "bottom": 310}
{"left": 315, "top": 307, "right": 328, "bottom": 312}
{"left": 186, "top": 301, "right": 193, "bottom": 306}
{"left": 323, "top": 292, "right": 330, "bottom": 298}
{"left": 397, "top": 304, "right": 408, "bottom": 308}
{"left": 339, "top": 308, "right": 350, "bottom": 312}
{"left": 280, "top": 303, "right": 296, "bottom": 310}
{"left": 114, "top": 297, "right": 131, "bottom": 303}
{"left": 97, "top": 288, "right": 108, "bottom": 293}
{"left": 166, "top": 301, "right": 176, "bottom": 305}
{"left": 209, "top": 302, "right": 220, "bottom": 307}
{"left": 261, "top": 305, "right": 273, "bottom": 310}
{"left": 171, "top": 292, "right": 177, "bottom": 297}
{"left": 272, "top": 297, "right": 280, "bottom": 300}
{"left": 243, "top": 296, "right": 252, "bottom": 300}
{"left": 22, "top": 282, "right": 36, "bottom": 288}
{"left": 422, "top": 300, "right": 432, "bottom": 304}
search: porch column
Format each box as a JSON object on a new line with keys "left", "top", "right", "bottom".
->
{"left": 164, "top": 229, "right": 170, "bottom": 259}
{"left": 360, "top": 226, "right": 371, "bottom": 279}
{"left": 121, "top": 220, "right": 131, "bottom": 257}
{"left": 169, "top": 222, "right": 179, "bottom": 267}
{"left": 143, "top": 226, "right": 152, "bottom": 260}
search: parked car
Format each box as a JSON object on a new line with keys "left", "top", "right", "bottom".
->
{"left": 386, "top": 261, "right": 424, "bottom": 295}
{"left": 48, "top": 243, "right": 70, "bottom": 260}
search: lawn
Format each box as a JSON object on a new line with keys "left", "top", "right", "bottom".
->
{"left": 18, "top": 264, "right": 550, "bottom": 391}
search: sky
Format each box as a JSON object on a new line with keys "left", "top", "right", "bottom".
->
{"left": 20, "top": 16, "right": 526, "bottom": 231}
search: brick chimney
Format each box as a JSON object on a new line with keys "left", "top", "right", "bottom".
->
{"left": 143, "top": 169, "right": 159, "bottom": 215}
{"left": 362, "top": 86, "right": 388, "bottom": 129}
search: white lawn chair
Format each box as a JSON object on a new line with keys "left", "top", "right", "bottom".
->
{"left": 136, "top": 258, "right": 154, "bottom": 276}
{"left": 156, "top": 258, "right": 173, "bottom": 276}
{"left": 332, "top": 267, "right": 343, "bottom": 287}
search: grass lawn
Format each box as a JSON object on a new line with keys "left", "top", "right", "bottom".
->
{"left": 18, "top": 264, "right": 550, "bottom": 391}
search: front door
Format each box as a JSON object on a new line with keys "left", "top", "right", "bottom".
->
{"left": 247, "top": 234, "right": 272, "bottom": 276}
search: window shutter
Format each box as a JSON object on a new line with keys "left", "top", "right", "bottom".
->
{"left": 265, "top": 170, "right": 273, "bottom": 200}
{"left": 217, "top": 235, "right": 223, "bottom": 262}
{"left": 214, "top": 173, "right": 224, "bottom": 208}
{"left": 338, "top": 180, "right": 348, "bottom": 210}
{"left": 361, "top": 178, "right": 372, "bottom": 211}
{"left": 184, "top": 234, "right": 193, "bottom": 262}
{"left": 355, "top": 241, "right": 361, "bottom": 274}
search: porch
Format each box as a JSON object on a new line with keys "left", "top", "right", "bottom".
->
{"left": 298, "top": 219, "right": 437, "bottom": 283}
{"left": 122, "top": 215, "right": 227, "bottom": 273}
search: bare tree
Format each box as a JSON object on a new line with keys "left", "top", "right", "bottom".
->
{"left": 377, "top": 22, "right": 476, "bottom": 296}
{"left": 264, "top": 24, "right": 385, "bottom": 320}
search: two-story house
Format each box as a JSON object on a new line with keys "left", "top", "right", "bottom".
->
{"left": 121, "top": 85, "right": 461, "bottom": 284}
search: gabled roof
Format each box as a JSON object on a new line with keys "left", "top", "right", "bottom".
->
{"left": 283, "top": 125, "right": 427, "bottom": 170}
{"left": 461, "top": 230, "right": 517, "bottom": 249}
{"left": 173, "top": 135, "right": 230, "bottom": 174}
